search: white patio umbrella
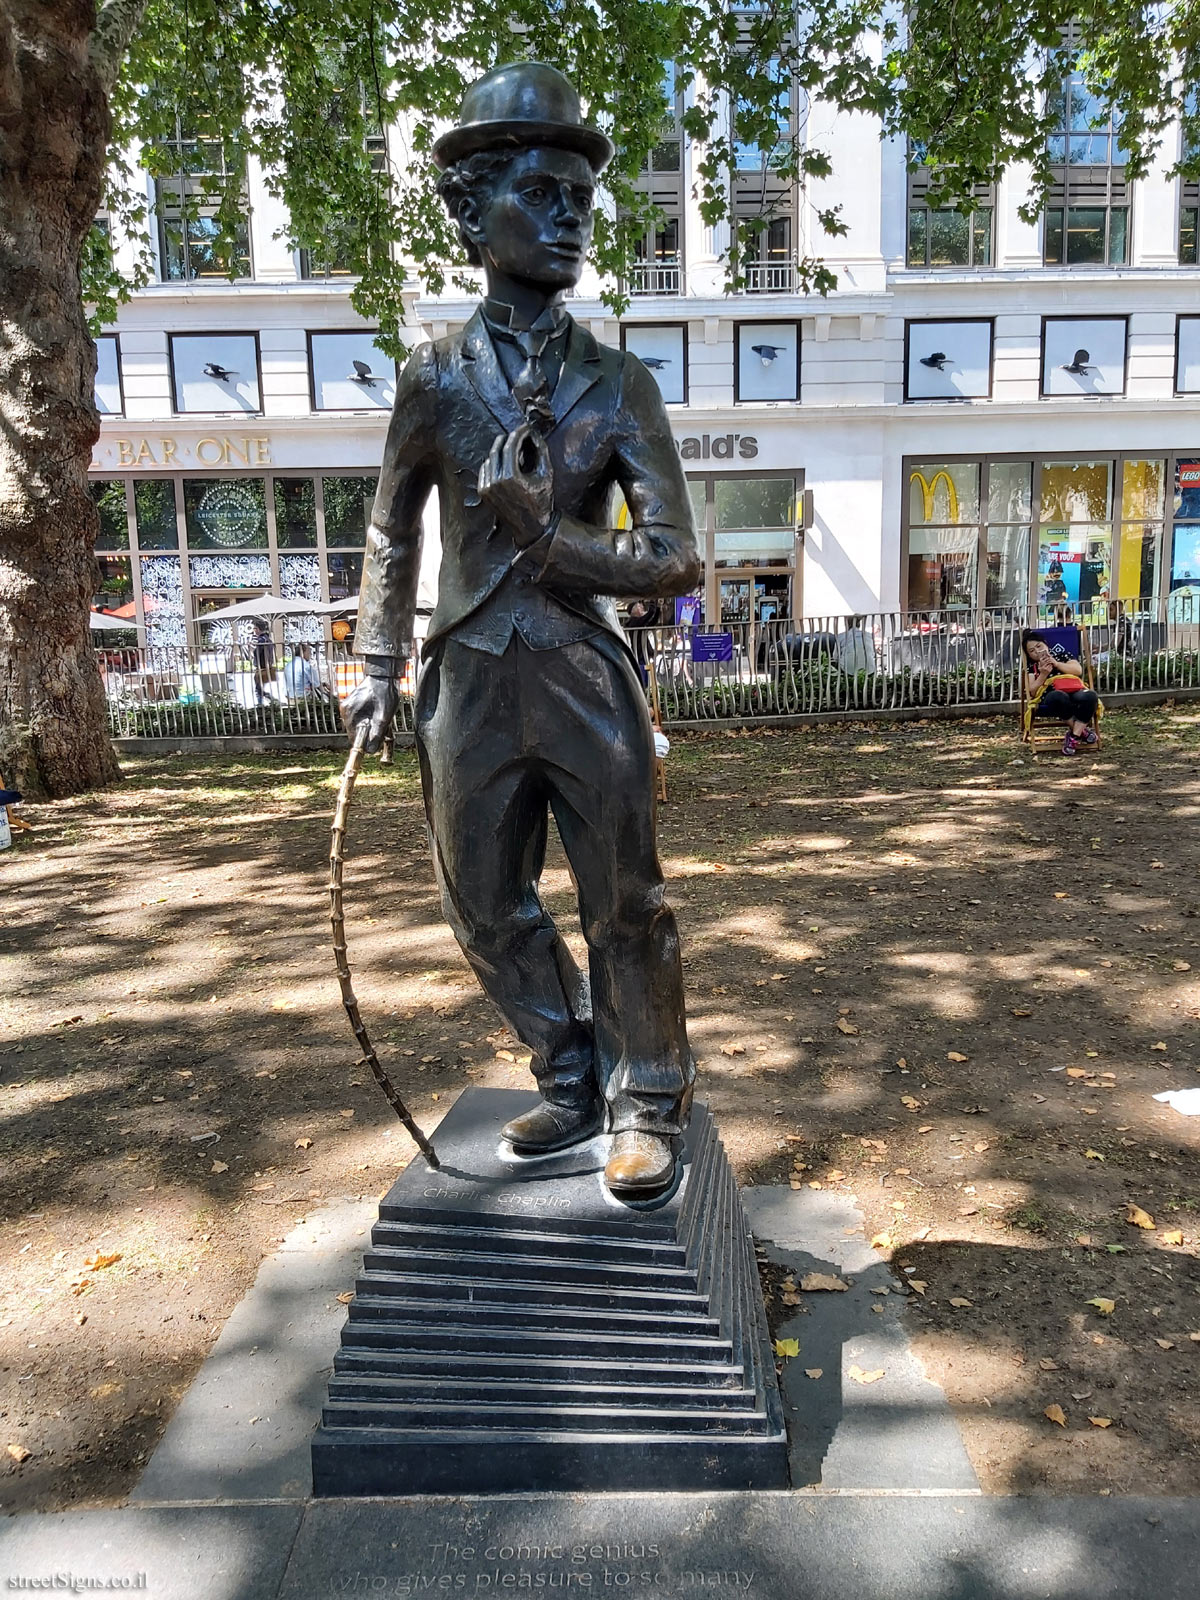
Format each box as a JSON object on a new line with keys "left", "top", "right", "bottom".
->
{"left": 318, "top": 595, "right": 359, "bottom": 614}
{"left": 197, "top": 595, "right": 323, "bottom": 623}
{"left": 89, "top": 610, "right": 138, "bottom": 632}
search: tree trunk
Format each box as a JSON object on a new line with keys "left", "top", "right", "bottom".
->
{"left": 0, "top": 0, "right": 121, "bottom": 797}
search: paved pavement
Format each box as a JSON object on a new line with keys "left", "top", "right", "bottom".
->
{"left": 3, "top": 1187, "right": 1194, "bottom": 1599}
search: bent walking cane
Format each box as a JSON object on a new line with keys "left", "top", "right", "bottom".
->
{"left": 329, "top": 724, "right": 440, "bottom": 1168}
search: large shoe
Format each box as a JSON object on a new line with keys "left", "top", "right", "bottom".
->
{"left": 501, "top": 1098, "right": 604, "bottom": 1155}
{"left": 604, "top": 1130, "right": 678, "bottom": 1198}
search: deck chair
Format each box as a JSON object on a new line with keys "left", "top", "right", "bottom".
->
{"left": 1019, "top": 624, "right": 1100, "bottom": 757}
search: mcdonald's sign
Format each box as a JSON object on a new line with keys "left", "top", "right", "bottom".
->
{"left": 910, "top": 469, "right": 960, "bottom": 524}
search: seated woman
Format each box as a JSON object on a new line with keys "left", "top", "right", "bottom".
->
{"left": 1022, "top": 629, "right": 1100, "bottom": 755}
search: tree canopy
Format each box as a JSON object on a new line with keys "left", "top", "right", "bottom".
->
{"left": 90, "top": 0, "right": 1200, "bottom": 358}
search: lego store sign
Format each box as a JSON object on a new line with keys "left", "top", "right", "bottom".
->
{"left": 93, "top": 434, "right": 273, "bottom": 469}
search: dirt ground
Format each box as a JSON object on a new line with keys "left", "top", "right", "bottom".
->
{"left": 2, "top": 710, "right": 1199, "bottom": 1511}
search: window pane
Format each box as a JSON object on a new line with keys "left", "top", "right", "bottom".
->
{"left": 327, "top": 552, "right": 363, "bottom": 601}
{"left": 650, "top": 139, "right": 680, "bottom": 172}
{"left": 1181, "top": 207, "right": 1198, "bottom": 265}
{"left": 985, "top": 525, "right": 1030, "bottom": 608}
{"left": 323, "top": 475, "right": 377, "bottom": 547}
{"left": 1172, "top": 523, "right": 1200, "bottom": 590}
{"left": 1068, "top": 133, "right": 1109, "bottom": 165}
{"left": 908, "top": 461, "right": 980, "bottom": 525}
{"left": 134, "top": 480, "right": 179, "bottom": 550}
{"left": 971, "top": 209, "right": 993, "bottom": 266}
{"left": 906, "top": 537, "right": 977, "bottom": 610}
{"left": 1037, "top": 527, "right": 1109, "bottom": 607}
{"left": 94, "top": 554, "right": 133, "bottom": 612}
{"left": 714, "top": 477, "right": 793, "bottom": 529}
{"left": 987, "top": 462, "right": 1032, "bottom": 522}
{"left": 1044, "top": 209, "right": 1064, "bottom": 263}
{"left": 907, "top": 208, "right": 927, "bottom": 266}
{"left": 714, "top": 530, "right": 794, "bottom": 564}
{"left": 1039, "top": 460, "right": 1112, "bottom": 524}
{"left": 1121, "top": 459, "right": 1164, "bottom": 521}
{"left": 274, "top": 477, "right": 318, "bottom": 548}
{"left": 1065, "top": 208, "right": 1107, "bottom": 263}
{"left": 928, "top": 209, "right": 969, "bottom": 266}
{"left": 90, "top": 479, "right": 129, "bottom": 550}
{"left": 183, "top": 478, "right": 267, "bottom": 549}
{"left": 1174, "top": 459, "right": 1200, "bottom": 520}
{"left": 1116, "top": 522, "right": 1160, "bottom": 601}
{"left": 687, "top": 480, "right": 706, "bottom": 528}
{"left": 1108, "top": 207, "right": 1128, "bottom": 264}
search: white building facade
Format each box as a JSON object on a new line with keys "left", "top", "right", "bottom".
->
{"left": 88, "top": 65, "right": 1200, "bottom": 646}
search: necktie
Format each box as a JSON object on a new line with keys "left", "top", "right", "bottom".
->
{"left": 512, "top": 325, "right": 556, "bottom": 434}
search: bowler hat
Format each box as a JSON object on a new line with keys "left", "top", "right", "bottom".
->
{"left": 433, "top": 61, "right": 614, "bottom": 173}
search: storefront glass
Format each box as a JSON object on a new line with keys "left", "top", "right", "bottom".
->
{"left": 904, "top": 454, "right": 1179, "bottom": 615}
{"left": 906, "top": 461, "right": 980, "bottom": 611}
{"left": 184, "top": 478, "right": 268, "bottom": 549}
{"left": 91, "top": 480, "right": 129, "bottom": 550}
{"left": 322, "top": 475, "right": 376, "bottom": 548}
{"left": 275, "top": 478, "right": 318, "bottom": 547}
{"left": 134, "top": 480, "right": 179, "bottom": 550}
{"left": 327, "top": 552, "right": 363, "bottom": 601}
{"left": 1171, "top": 459, "right": 1200, "bottom": 605}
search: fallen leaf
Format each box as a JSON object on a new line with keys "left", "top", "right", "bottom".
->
{"left": 949, "top": 1297, "right": 973, "bottom": 1308}
{"left": 1088, "top": 1416, "right": 1113, "bottom": 1429}
{"left": 721, "top": 1043, "right": 746, "bottom": 1057}
{"left": 774, "top": 1338, "right": 800, "bottom": 1358}
{"left": 1011, "top": 1008, "right": 1032, "bottom": 1017}
{"left": 1150, "top": 1042, "right": 1168, "bottom": 1052}
{"left": 901, "top": 1095, "right": 922, "bottom": 1110}
{"left": 1044, "top": 1404, "right": 1068, "bottom": 1427}
{"left": 1039, "top": 1358, "right": 1060, "bottom": 1371}
{"left": 1161, "top": 1230, "right": 1184, "bottom": 1246}
{"left": 340, "top": 1108, "right": 355, "bottom": 1118}
{"left": 6, "top": 1443, "right": 31, "bottom": 1463}
{"left": 870, "top": 1232, "right": 892, "bottom": 1251}
{"left": 1155, "top": 1338, "right": 1175, "bottom": 1350}
{"left": 826, "top": 1169, "right": 846, "bottom": 1181}
{"left": 1173, "top": 961, "right": 1191, "bottom": 973}
{"left": 1125, "top": 1204, "right": 1156, "bottom": 1230}
{"left": 1065, "top": 1067, "right": 1089, "bottom": 1079}
{"left": 908, "top": 1280, "right": 927, "bottom": 1295}
{"left": 947, "top": 1051, "right": 968, "bottom": 1062}
{"left": 848, "top": 1365, "right": 885, "bottom": 1384}
{"left": 336, "top": 1291, "right": 354, "bottom": 1305}
{"left": 295, "top": 1138, "right": 313, "bottom": 1150}
{"left": 918, "top": 1124, "right": 933, "bottom": 1133}
{"left": 836, "top": 1018, "right": 860, "bottom": 1035}
{"left": 1085, "top": 1150, "right": 1105, "bottom": 1161}
{"left": 973, "top": 1140, "right": 989, "bottom": 1153}
{"left": 1086, "top": 1297, "right": 1116, "bottom": 1316}
{"left": 211, "top": 1160, "right": 229, "bottom": 1174}
{"left": 83, "top": 1253, "right": 121, "bottom": 1271}
{"left": 799, "top": 1272, "right": 849, "bottom": 1293}
{"left": 804, "top": 1368, "right": 823, "bottom": 1379}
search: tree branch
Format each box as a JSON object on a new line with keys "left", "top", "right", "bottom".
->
{"left": 89, "top": 0, "right": 150, "bottom": 96}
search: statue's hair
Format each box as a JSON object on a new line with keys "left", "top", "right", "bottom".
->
{"left": 436, "top": 150, "right": 519, "bottom": 267}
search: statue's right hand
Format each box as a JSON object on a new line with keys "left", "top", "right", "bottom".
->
{"left": 341, "top": 674, "right": 399, "bottom": 754}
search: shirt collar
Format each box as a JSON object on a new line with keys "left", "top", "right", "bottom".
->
{"left": 482, "top": 298, "right": 569, "bottom": 344}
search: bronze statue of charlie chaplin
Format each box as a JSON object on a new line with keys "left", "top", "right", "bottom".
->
{"left": 342, "top": 62, "right": 700, "bottom": 1198}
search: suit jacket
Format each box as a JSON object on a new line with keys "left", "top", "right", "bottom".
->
{"left": 355, "top": 309, "right": 701, "bottom": 660}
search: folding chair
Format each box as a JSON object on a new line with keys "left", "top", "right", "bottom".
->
{"left": 1019, "top": 624, "right": 1100, "bottom": 757}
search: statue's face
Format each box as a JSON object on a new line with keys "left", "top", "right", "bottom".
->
{"left": 471, "top": 147, "right": 595, "bottom": 290}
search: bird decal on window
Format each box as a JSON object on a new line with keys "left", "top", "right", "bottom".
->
{"left": 640, "top": 356, "right": 671, "bottom": 370}
{"left": 203, "top": 362, "right": 235, "bottom": 381}
{"left": 750, "top": 343, "right": 785, "bottom": 365}
{"left": 1061, "top": 348, "right": 1094, "bottom": 375}
{"left": 348, "top": 360, "right": 376, "bottom": 386}
{"left": 919, "top": 351, "right": 949, "bottom": 371}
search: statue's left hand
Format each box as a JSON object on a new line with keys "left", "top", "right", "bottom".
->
{"left": 478, "top": 425, "right": 554, "bottom": 549}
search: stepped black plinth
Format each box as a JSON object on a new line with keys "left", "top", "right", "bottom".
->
{"left": 311, "top": 1088, "right": 787, "bottom": 1495}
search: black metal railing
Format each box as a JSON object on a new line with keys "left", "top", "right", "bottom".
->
{"left": 102, "top": 598, "right": 1200, "bottom": 742}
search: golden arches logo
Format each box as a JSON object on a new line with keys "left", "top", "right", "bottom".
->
{"left": 910, "top": 470, "right": 960, "bottom": 524}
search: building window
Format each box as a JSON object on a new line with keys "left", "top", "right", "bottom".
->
{"left": 1180, "top": 100, "right": 1199, "bottom": 265}
{"left": 906, "top": 150, "right": 994, "bottom": 269}
{"left": 733, "top": 54, "right": 795, "bottom": 292}
{"left": 1043, "top": 68, "right": 1129, "bottom": 265}
{"left": 620, "top": 324, "right": 687, "bottom": 404}
{"left": 624, "top": 62, "right": 683, "bottom": 297}
{"left": 297, "top": 92, "right": 388, "bottom": 280}
{"left": 152, "top": 118, "right": 251, "bottom": 282}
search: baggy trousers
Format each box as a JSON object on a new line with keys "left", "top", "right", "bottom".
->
{"left": 414, "top": 632, "right": 695, "bottom": 1138}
